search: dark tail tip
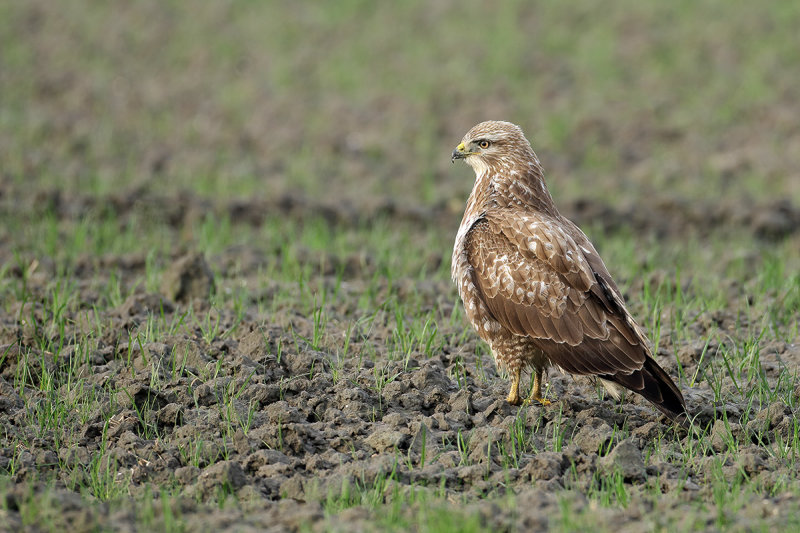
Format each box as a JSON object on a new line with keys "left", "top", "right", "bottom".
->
{"left": 608, "top": 357, "right": 689, "bottom": 427}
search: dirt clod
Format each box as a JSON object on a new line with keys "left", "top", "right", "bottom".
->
{"left": 598, "top": 439, "right": 646, "bottom": 482}
{"left": 366, "top": 427, "right": 409, "bottom": 453}
{"left": 573, "top": 417, "right": 615, "bottom": 454}
{"left": 195, "top": 461, "right": 249, "bottom": 499}
{"left": 161, "top": 252, "right": 215, "bottom": 303}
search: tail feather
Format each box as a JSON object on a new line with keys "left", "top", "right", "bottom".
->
{"left": 603, "top": 358, "right": 688, "bottom": 426}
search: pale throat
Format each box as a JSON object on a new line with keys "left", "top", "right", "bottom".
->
{"left": 466, "top": 155, "right": 492, "bottom": 177}
{"left": 468, "top": 157, "right": 517, "bottom": 196}
{"left": 467, "top": 156, "right": 554, "bottom": 214}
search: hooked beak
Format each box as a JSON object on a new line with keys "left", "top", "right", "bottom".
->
{"left": 451, "top": 142, "right": 470, "bottom": 163}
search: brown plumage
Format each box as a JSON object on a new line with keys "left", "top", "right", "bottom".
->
{"left": 451, "top": 120, "right": 688, "bottom": 424}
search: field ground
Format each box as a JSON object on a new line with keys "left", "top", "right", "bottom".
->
{"left": 1, "top": 1, "right": 799, "bottom": 531}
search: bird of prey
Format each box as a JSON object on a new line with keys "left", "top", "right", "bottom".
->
{"left": 451, "top": 120, "right": 687, "bottom": 424}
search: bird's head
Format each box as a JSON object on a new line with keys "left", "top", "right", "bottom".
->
{"left": 452, "top": 120, "right": 554, "bottom": 212}
{"left": 451, "top": 120, "right": 533, "bottom": 174}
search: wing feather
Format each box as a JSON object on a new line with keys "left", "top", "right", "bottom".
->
{"left": 466, "top": 215, "right": 648, "bottom": 376}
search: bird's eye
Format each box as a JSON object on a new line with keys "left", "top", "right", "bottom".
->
{"left": 478, "top": 140, "right": 491, "bottom": 149}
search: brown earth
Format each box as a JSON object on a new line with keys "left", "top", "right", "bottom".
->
{"left": 0, "top": 188, "right": 798, "bottom": 531}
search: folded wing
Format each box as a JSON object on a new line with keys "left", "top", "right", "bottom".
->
{"left": 464, "top": 213, "right": 647, "bottom": 376}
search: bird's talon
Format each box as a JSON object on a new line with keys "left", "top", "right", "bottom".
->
{"left": 506, "top": 394, "right": 522, "bottom": 406}
{"left": 523, "top": 396, "right": 552, "bottom": 407}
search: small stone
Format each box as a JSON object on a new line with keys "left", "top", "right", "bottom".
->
{"left": 598, "top": 439, "right": 646, "bottom": 482}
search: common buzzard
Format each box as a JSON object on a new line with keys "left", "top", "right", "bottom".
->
{"left": 451, "top": 120, "right": 687, "bottom": 424}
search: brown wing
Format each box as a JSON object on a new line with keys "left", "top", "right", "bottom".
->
{"left": 465, "top": 213, "right": 648, "bottom": 376}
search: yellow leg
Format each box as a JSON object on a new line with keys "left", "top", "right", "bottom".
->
{"left": 523, "top": 369, "right": 552, "bottom": 406}
{"left": 506, "top": 367, "right": 522, "bottom": 405}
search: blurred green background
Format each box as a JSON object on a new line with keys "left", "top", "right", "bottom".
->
{"left": 3, "top": 0, "right": 799, "bottom": 208}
